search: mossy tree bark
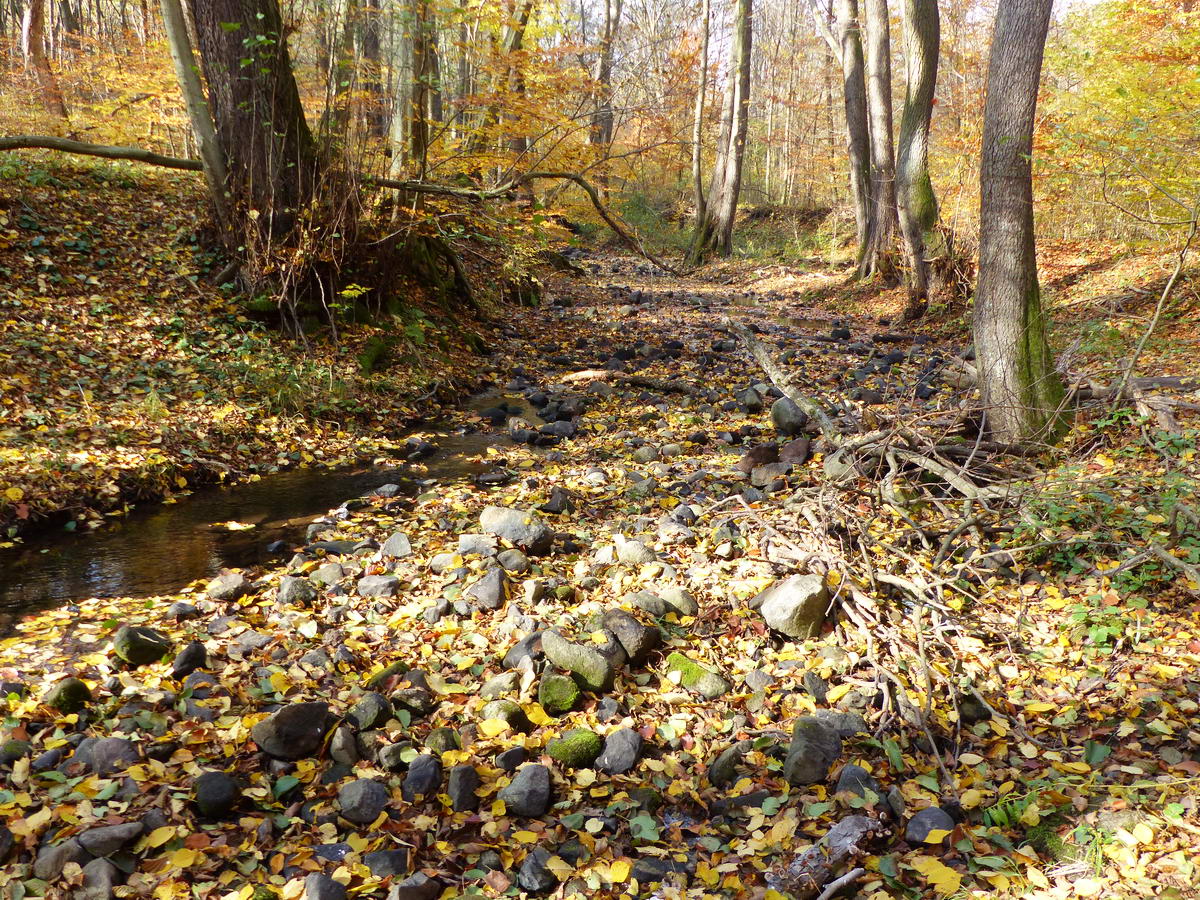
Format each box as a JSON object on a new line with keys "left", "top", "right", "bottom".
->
{"left": 896, "top": 0, "right": 938, "bottom": 316}
{"left": 974, "top": 0, "right": 1065, "bottom": 443}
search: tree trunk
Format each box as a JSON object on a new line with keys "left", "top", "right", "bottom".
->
{"left": 691, "top": 0, "right": 710, "bottom": 224}
{"left": 409, "top": 0, "right": 433, "bottom": 174}
{"left": 160, "top": 0, "right": 229, "bottom": 228}
{"left": 188, "top": 0, "right": 318, "bottom": 250}
{"left": 974, "top": 0, "right": 1064, "bottom": 443}
{"left": 896, "top": 0, "right": 938, "bottom": 315}
{"left": 859, "top": 0, "right": 899, "bottom": 279}
{"left": 22, "top": 0, "right": 69, "bottom": 121}
{"left": 589, "top": 0, "right": 623, "bottom": 193}
{"left": 689, "top": 0, "right": 752, "bottom": 263}
{"left": 360, "top": 0, "right": 384, "bottom": 135}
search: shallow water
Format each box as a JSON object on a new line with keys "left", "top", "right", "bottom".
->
{"left": 0, "top": 392, "right": 539, "bottom": 628}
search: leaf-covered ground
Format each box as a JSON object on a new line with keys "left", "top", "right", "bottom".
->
{"left": 0, "top": 157, "right": 488, "bottom": 540}
{"left": 1, "top": 169, "right": 1199, "bottom": 900}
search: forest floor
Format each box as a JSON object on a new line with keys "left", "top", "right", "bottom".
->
{"left": 1, "top": 159, "right": 1199, "bottom": 900}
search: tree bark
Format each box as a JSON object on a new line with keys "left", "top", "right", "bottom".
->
{"left": 691, "top": 0, "right": 710, "bottom": 225}
{"left": 22, "top": 0, "right": 70, "bottom": 121}
{"left": 859, "top": 0, "right": 899, "bottom": 279}
{"left": 689, "top": 0, "right": 752, "bottom": 262}
{"left": 896, "top": 0, "right": 938, "bottom": 313}
{"left": 160, "top": 0, "right": 230, "bottom": 228}
{"left": 589, "top": 0, "right": 623, "bottom": 194}
{"left": 974, "top": 0, "right": 1064, "bottom": 443}
{"left": 188, "top": 0, "right": 318, "bottom": 248}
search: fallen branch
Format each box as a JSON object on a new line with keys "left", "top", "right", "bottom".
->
{"left": 0, "top": 134, "right": 202, "bottom": 171}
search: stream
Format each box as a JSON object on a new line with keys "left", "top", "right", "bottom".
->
{"left": 0, "top": 392, "right": 540, "bottom": 630}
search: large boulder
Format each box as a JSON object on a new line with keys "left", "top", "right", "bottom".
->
{"left": 596, "top": 728, "right": 643, "bottom": 775}
{"left": 339, "top": 778, "right": 390, "bottom": 824}
{"left": 751, "top": 574, "right": 829, "bottom": 639}
{"left": 45, "top": 677, "right": 91, "bottom": 713}
{"left": 770, "top": 397, "right": 809, "bottom": 436}
{"left": 601, "top": 610, "right": 660, "bottom": 665}
{"left": 194, "top": 771, "right": 241, "bottom": 818}
{"left": 251, "top": 702, "right": 333, "bottom": 760}
{"left": 480, "top": 506, "right": 554, "bottom": 555}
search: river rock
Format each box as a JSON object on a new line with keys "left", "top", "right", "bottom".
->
{"left": 304, "top": 873, "right": 346, "bottom": 900}
{"left": 364, "top": 848, "right": 411, "bottom": 878}
{"left": 752, "top": 574, "right": 829, "bottom": 639}
{"left": 538, "top": 673, "right": 580, "bottom": 715}
{"left": 659, "top": 585, "right": 699, "bottom": 616}
{"left": 779, "top": 437, "right": 811, "bottom": 465}
{"left": 34, "top": 837, "right": 89, "bottom": 880}
{"left": 736, "top": 443, "right": 778, "bottom": 473}
{"left": 340, "top": 778, "right": 390, "bottom": 824}
{"left": 480, "top": 506, "right": 554, "bottom": 555}
{"left": 835, "top": 764, "right": 881, "bottom": 801}
{"left": 45, "top": 677, "right": 92, "bottom": 713}
{"left": 596, "top": 728, "right": 643, "bottom": 775}
{"left": 251, "top": 702, "right": 332, "bottom": 759}
{"left": 448, "top": 763, "right": 481, "bottom": 812}
{"left": 502, "top": 632, "right": 543, "bottom": 669}
{"left": 543, "top": 630, "right": 619, "bottom": 692}
{"left": 616, "top": 538, "right": 656, "bottom": 566}
{"left": 194, "top": 771, "right": 241, "bottom": 818}
{"left": 78, "top": 821, "right": 142, "bottom": 857}
{"left": 665, "top": 652, "right": 729, "bottom": 699}
{"left": 601, "top": 609, "right": 660, "bottom": 665}
{"left": 480, "top": 699, "right": 531, "bottom": 732}
{"left": 906, "top": 806, "right": 956, "bottom": 844}
{"left": 111, "top": 625, "right": 172, "bottom": 666}
{"left": 349, "top": 692, "right": 393, "bottom": 730}
{"left": 518, "top": 847, "right": 559, "bottom": 893}
{"left": 813, "top": 708, "right": 868, "bottom": 737}
{"left": 495, "top": 746, "right": 528, "bottom": 772}
{"left": 91, "top": 737, "right": 138, "bottom": 776}
{"left": 357, "top": 575, "right": 401, "bottom": 598}
{"left": 465, "top": 567, "right": 507, "bottom": 610}
{"left": 206, "top": 572, "right": 249, "bottom": 601}
{"left": 381, "top": 532, "right": 413, "bottom": 559}
{"left": 630, "top": 857, "right": 692, "bottom": 884}
{"left": 402, "top": 754, "right": 443, "bottom": 801}
{"left": 278, "top": 575, "right": 316, "bottom": 606}
{"left": 770, "top": 397, "right": 809, "bottom": 436}
{"left": 171, "top": 641, "right": 207, "bottom": 680}
{"left": 424, "top": 727, "right": 460, "bottom": 756}
{"left": 167, "top": 601, "right": 200, "bottom": 620}
{"left": 387, "top": 873, "right": 442, "bottom": 900}
{"left": 547, "top": 729, "right": 603, "bottom": 768}
{"left": 499, "top": 764, "right": 553, "bottom": 817}
{"left": 79, "top": 857, "right": 120, "bottom": 900}
{"left": 783, "top": 716, "right": 842, "bottom": 785}
{"left": 480, "top": 671, "right": 520, "bottom": 700}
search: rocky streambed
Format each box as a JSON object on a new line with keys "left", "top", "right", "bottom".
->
{"left": 0, "top": 257, "right": 1005, "bottom": 900}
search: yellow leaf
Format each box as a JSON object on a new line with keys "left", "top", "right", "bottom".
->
{"left": 545, "top": 855, "right": 573, "bottom": 880}
{"left": 923, "top": 828, "right": 952, "bottom": 844}
{"left": 513, "top": 830, "right": 539, "bottom": 843}
{"left": 959, "top": 789, "right": 984, "bottom": 809}
{"left": 524, "top": 703, "right": 554, "bottom": 727}
{"left": 1019, "top": 802, "right": 1042, "bottom": 827}
{"left": 169, "top": 847, "right": 198, "bottom": 868}
{"left": 1024, "top": 702, "right": 1054, "bottom": 713}
{"left": 1131, "top": 822, "right": 1154, "bottom": 845}
{"left": 478, "top": 719, "right": 511, "bottom": 738}
{"left": 609, "top": 859, "right": 631, "bottom": 882}
{"left": 4, "top": 487, "right": 23, "bottom": 501}
{"left": 910, "top": 855, "right": 962, "bottom": 896}
{"left": 144, "top": 826, "right": 177, "bottom": 848}
{"left": 824, "top": 683, "right": 852, "bottom": 704}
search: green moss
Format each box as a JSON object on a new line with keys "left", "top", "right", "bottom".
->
{"left": 538, "top": 674, "right": 581, "bottom": 716}
{"left": 480, "top": 699, "right": 530, "bottom": 732}
{"left": 366, "top": 660, "right": 409, "bottom": 690}
{"left": 546, "top": 729, "right": 603, "bottom": 768}
{"left": 665, "top": 652, "right": 730, "bottom": 699}
{"left": 425, "top": 727, "right": 461, "bottom": 755}
{"left": 44, "top": 677, "right": 92, "bottom": 713}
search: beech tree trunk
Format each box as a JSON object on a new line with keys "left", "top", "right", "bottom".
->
{"left": 974, "top": 0, "right": 1064, "bottom": 443}
{"left": 859, "top": 0, "right": 899, "bottom": 279}
{"left": 22, "top": 0, "right": 69, "bottom": 121}
{"left": 691, "top": 0, "right": 711, "bottom": 224}
{"left": 689, "top": 0, "right": 752, "bottom": 262}
{"left": 896, "top": 0, "right": 938, "bottom": 313}
{"left": 160, "top": 0, "right": 229, "bottom": 227}
{"left": 189, "top": 0, "right": 318, "bottom": 249}
{"left": 835, "top": 0, "right": 870, "bottom": 251}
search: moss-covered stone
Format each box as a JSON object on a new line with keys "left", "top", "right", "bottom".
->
{"left": 425, "top": 727, "right": 461, "bottom": 756}
{"left": 480, "top": 699, "right": 530, "bottom": 732}
{"left": 665, "top": 652, "right": 729, "bottom": 699}
{"left": 366, "top": 660, "right": 410, "bottom": 690}
{"left": 44, "top": 677, "right": 91, "bottom": 713}
{"left": 111, "top": 625, "right": 172, "bottom": 667}
{"left": 546, "top": 729, "right": 603, "bottom": 768}
{"left": 537, "top": 674, "right": 580, "bottom": 716}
